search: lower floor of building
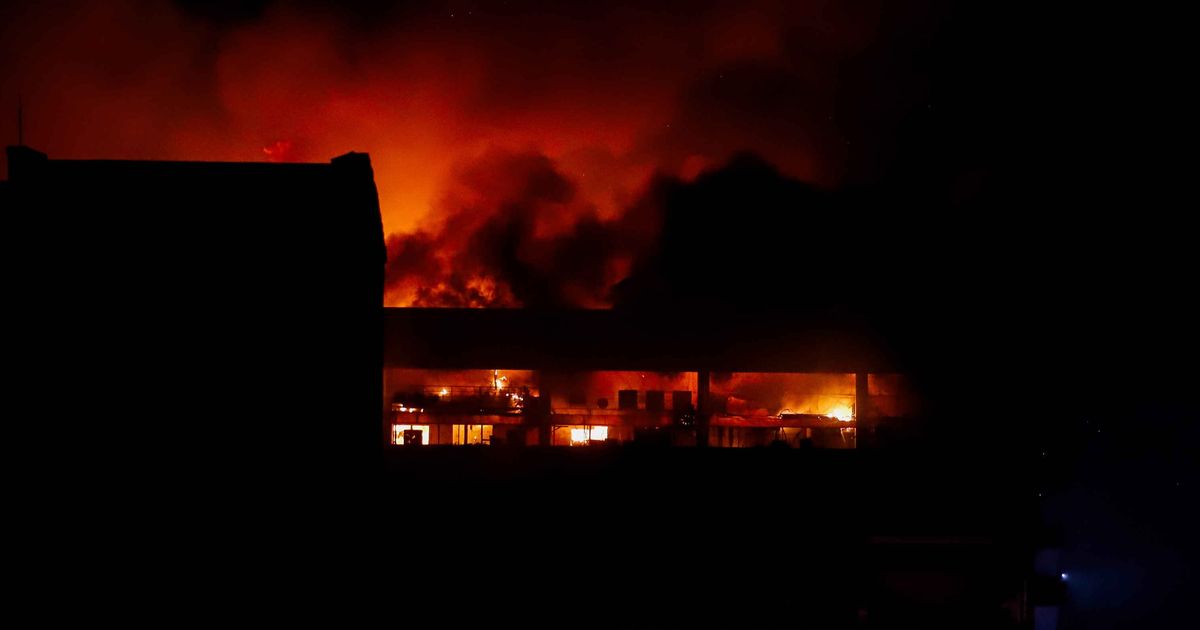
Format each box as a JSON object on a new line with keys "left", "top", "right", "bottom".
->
{"left": 391, "top": 420, "right": 858, "bottom": 448}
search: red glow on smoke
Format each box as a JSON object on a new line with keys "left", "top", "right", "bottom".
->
{"left": 0, "top": 1, "right": 895, "bottom": 307}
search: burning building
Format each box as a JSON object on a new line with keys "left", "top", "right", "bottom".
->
{"left": 2, "top": 142, "right": 1044, "bottom": 626}
{"left": 378, "top": 309, "right": 1050, "bottom": 626}
{"left": 383, "top": 307, "right": 914, "bottom": 449}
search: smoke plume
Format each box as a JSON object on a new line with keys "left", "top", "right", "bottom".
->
{"left": 2, "top": 0, "right": 1011, "bottom": 309}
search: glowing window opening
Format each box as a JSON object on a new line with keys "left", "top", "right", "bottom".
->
{"left": 392, "top": 424, "right": 430, "bottom": 445}
{"left": 569, "top": 426, "right": 609, "bottom": 445}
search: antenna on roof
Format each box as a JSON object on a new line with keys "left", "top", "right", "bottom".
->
{"left": 17, "top": 94, "right": 23, "bottom": 146}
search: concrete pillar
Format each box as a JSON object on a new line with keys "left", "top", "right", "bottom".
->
{"left": 534, "top": 370, "right": 552, "bottom": 446}
{"left": 855, "top": 372, "right": 871, "bottom": 448}
{"left": 382, "top": 368, "right": 392, "bottom": 447}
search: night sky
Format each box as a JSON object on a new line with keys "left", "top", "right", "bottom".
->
{"left": 1, "top": 2, "right": 1193, "bottom": 626}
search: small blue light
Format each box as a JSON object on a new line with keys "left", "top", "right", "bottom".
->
{"left": 1061, "top": 573, "right": 1068, "bottom": 581}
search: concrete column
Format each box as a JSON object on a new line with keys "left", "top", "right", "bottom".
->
{"left": 855, "top": 372, "right": 871, "bottom": 448}
{"left": 534, "top": 370, "right": 552, "bottom": 446}
{"left": 697, "top": 369, "right": 711, "bottom": 447}
{"left": 382, "top": 368, "right": 393, "bottom": 447}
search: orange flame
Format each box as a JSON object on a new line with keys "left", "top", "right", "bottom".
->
{"left": 826, "top": 405, "right": 854, "bottom": 422}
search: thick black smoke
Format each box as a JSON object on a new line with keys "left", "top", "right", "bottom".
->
{"left": 384, "top": 148, "right": 660, "bottom": 308}
{"left": 385, "top": 148, "right": 939, "bottom": 315}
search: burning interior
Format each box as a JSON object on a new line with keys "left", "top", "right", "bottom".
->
{"left": 385, "top": 369, "right": 537, "bottom": 445}
{"left": 382, "top": 308, "right": 911, "bottom": 449}
{"left": 384, "top": 368, "right": 913, "bottom": 449}
{"left": 709, "top": 372, "right": 857, "bottom": 448}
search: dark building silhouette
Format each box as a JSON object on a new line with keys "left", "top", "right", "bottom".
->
{"left": 4, "top": 146, "right": 385, "bottom": 478}
{"left": 2, "top": 146, "right": 1050, "bottom": 627}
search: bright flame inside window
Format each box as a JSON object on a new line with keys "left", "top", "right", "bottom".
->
{"left": 826, "top": 405, "right": 854, "bottom": 422}
{"left": 452, "top": 424, "right": 493, "bottom": 445}
{"left": 569, "top": 426, "right": 609, "bottom": 445}
{"left": 393, "top": 424, "right": 430, "bottom": 445}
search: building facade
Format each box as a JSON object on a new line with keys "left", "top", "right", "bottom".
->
{"left": 383, "top": 308, "right": 916, "bottom": 449}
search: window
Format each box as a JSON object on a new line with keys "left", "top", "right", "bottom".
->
{"left": 452, "top": 424, "right": 493, "bottom": 445}
{"left": 392, "top": 424, "right": 430, "bottom": 445}
{"left": 569, "top": 426, "right": 609, "bottom": 445}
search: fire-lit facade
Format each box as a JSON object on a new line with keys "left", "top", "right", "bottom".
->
{"left": 384, "top": 308, "right": 913, "bottom": 449}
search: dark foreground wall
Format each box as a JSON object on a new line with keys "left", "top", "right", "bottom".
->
{"left": 377, "top": 446, "right": 1038, "bottom": 628}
